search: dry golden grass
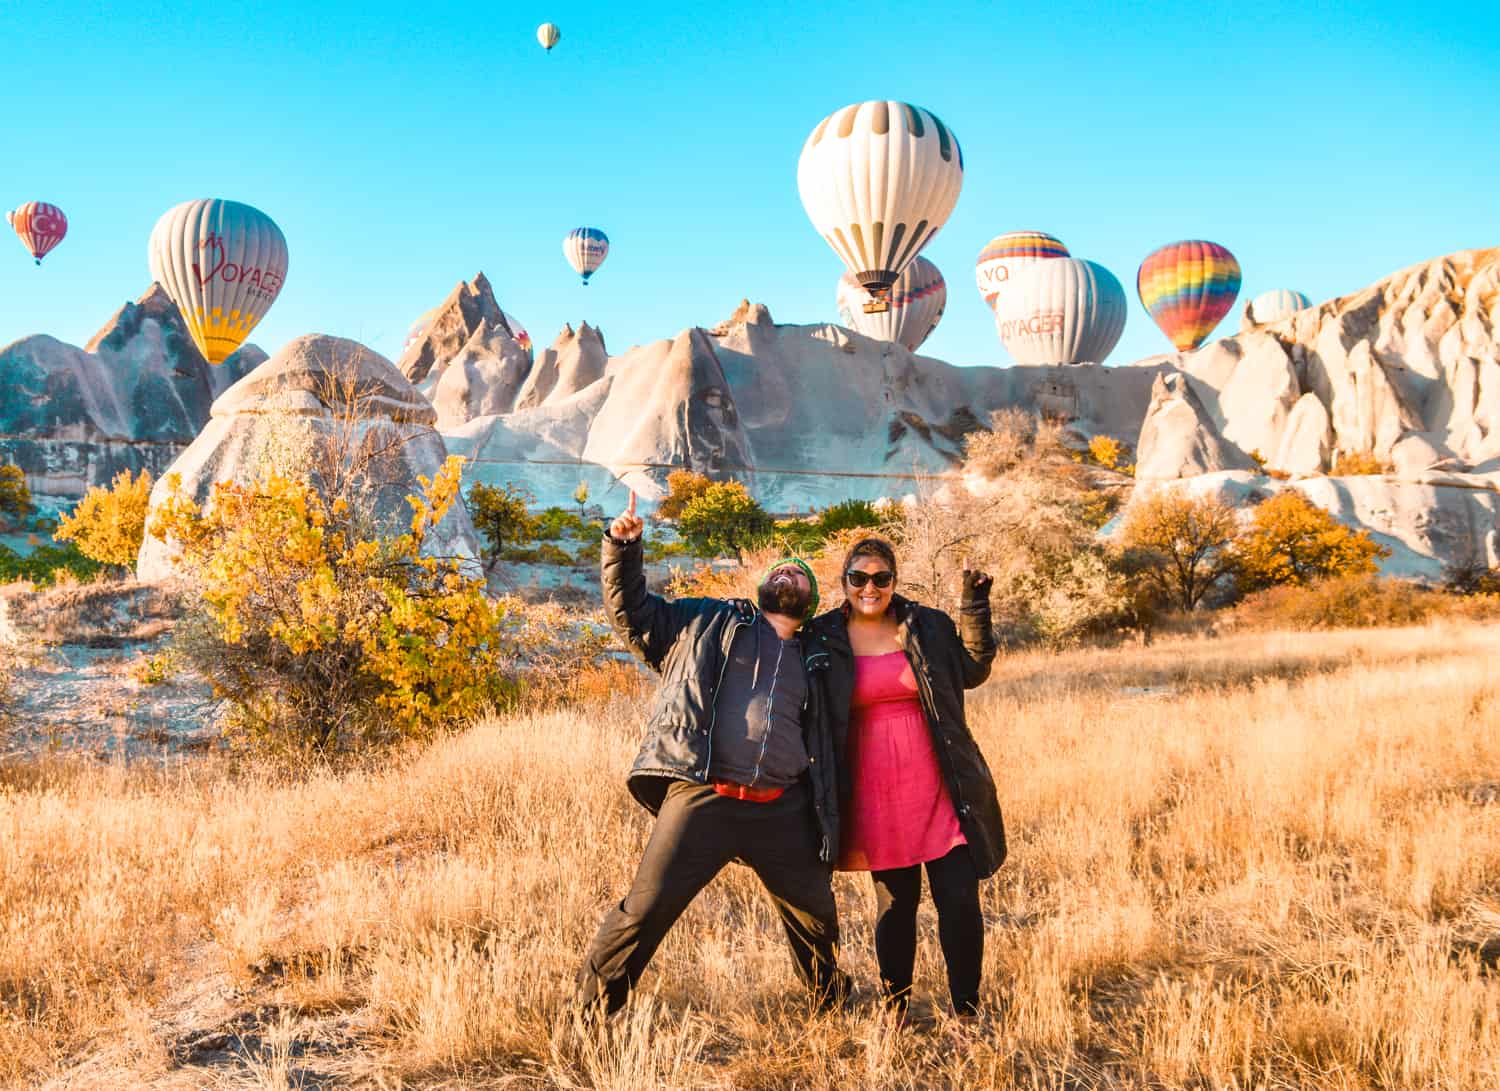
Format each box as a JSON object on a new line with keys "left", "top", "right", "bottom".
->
{"left": 2, "top": 623, "right": 1498, "bottom": 1088}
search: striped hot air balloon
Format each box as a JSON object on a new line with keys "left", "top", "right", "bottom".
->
{"left": 1137, "top": 240, "right": 1241, "bottom": 352}
{"left": 563, "top": 227, "right": 609, "bottom": 284}
{"left": 537, "top": 22, "right": 560, "bottom": 52}
{"left": 148, "top": 199, "right": 288, "bottom": 365}
{"left": 836, "top": 256, "right": 946, "bottom": 352}
{"left": 797, "top": 101, "right": 963, "bottom": 309}
{"left": 993, "top": 258, "right": 1127, "bottom": 366}
{"left": 974, "top": 231, "right": 1068, "bottom": 310}
{"left": 6, "top": 201, "right": 68, "bottom": 265}
{"left": 1245, "top": 288, "right": 1312, "bottom": 326}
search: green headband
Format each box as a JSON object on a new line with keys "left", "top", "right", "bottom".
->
{"left": 760, "top": 556, "right": 819, "bottom": 620}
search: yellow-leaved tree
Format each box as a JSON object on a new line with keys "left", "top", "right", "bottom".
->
{"left": 1234, "top": 490, "right": 1389, "bottom": 590}
{"left": 54, "top": 469, "right": 153, "bottom": 573}
{"left": 149, "top": 456, "right": 514, "bottom": 751}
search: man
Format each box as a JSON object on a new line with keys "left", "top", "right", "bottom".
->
{"left": 575, "top": 491, "right": 850, "bottom": 1017}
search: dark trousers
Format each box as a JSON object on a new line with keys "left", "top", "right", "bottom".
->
{"left": 576, "top": 779, "right": 847, "bottom": 1015}
{"left": 871, "top": 845, "right": 983, "bottom": 1015}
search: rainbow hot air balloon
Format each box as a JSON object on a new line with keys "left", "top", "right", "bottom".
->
{"left": 537, "top": 22, "right": 560, "bottom": 52}
{"left": 1245, "top": 288, "right": 1312, "bottom": 326}
{"left": 563, "top": 227, "right": 609, "bottom": 284}
{"left": 797, "top": 100, "right": 963, "bottom": 311}
{"left": 1137, "top": 240, "right": 1241, "bottom": 352}
{"left": 973, "top": 231, "right": 1068, "bottom": 310}
{"left": 6, "top": 201, "right": 68, "bottom": 265}
{"left": 993, "top": 258, "right": 1127, "bottom": 366}
{"left": 836, "top": 256, "right": 946, "bottom": 352}
{"left": 148, "top": 199, "right": 288, "bottom": 365}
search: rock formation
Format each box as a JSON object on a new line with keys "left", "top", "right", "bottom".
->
{"left": 0, "top": 284, "right": 264, "bottom": 503}
{"left": 138, "top": 335, "right": 479, "bottom": 581}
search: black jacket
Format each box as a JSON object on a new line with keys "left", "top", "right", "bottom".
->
{"left": 807, "top": 594, "right": 1006, "bottom": 878}
{"left": 601, "top": 536, "right": 840, "bottom": 862}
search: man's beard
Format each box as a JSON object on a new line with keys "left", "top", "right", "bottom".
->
{"left": 758, "top": 577, "right": 811, "bottom": 620}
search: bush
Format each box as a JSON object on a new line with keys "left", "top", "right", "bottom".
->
{"left": 501, "top": 542, "right": 575, "bottom": 566}
{"left": 1230, "top": 575, "right": 1444, "bottom": 630}
{"left": 468, "top": 482, "right": 537, "bottom": 568}
{"left": 1087, "top": 435, "right": 1131, "bottom": 473}
{"left": 534, "top": 506, "right": 588, "bottom": 540}
{"left": 0, "top": 464, "right": 33, "bottom": 526}
{"left": 1331, "top": 450, "right": 1390, "bottom": 476}
{"left": 677, "top": 480, "right": 773, "bottom": 558}
{"left": 149, "top": 457, "right": 516, "bottom": 752}
{"left": 53, "top": 469, "right": 152, "bottom": 573}
{"left": 657, "top": 469, "right": 714, "bottom": 521}
{"left": 1121, "top": 491, "right": 1239, "bottom": 612}
{"left": 0, "top": 542, "right": 105, "bottom": 586}
{"left": 1234, "top": 491, "right": 1388, "bottom": 590}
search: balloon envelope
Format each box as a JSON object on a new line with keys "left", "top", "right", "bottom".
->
{"left": 994, "top": 258, "right": 1127, "bottom": 366}
{"left": 148, "top": 199, "right": 288, "bottom": 365}
{"left": 563, "top": 227, "right": 609, "bottom": 284}
{"left": 797, "top": 100, "right": 963, "bottom": 299}
{"left": 836, "top": 256, "right": 946, "bottom": 352}
{"left": 974, "top": 231, "right": 1068, "bottom": 310}
{"left": 1137, "top": 240, "right": 1241, "bottom": 351}
{"left": 7, "top": 201, "right": 67, "bottom": 264}
{"left": 1246, "top": 288, "right": 1312, "bottom": 325}
{"left": 537, "top": 22, "right": 560, "bottom": 50}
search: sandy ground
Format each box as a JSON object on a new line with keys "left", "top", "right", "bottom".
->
{"left": 0, "top": 582, "right": 219, "bottom": 762}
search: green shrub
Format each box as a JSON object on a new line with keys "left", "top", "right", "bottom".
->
{"left": 468, "top": 482, "right": 537, "bottom": 566}
{"left": 677, "top": 481, "right": 773, "bottom": 558}
{"left": 0, "top": 542, "right": 105, "bottom": 586}
{"left": 534, "top": 506, "right": 588, "bottom": 540}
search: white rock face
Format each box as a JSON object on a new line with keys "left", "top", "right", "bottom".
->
{"left": 0, "top": 285, "right": 264, "bottom": 503}
{"left": 1272, "top": 394, "right": 1334, "bottom": 476}
{"left": 138, "top": 335, "right": 479, "bottom": 581}
{"left": 440, "top": 292, "right": 1165, "bottom": 513}
{"left": 1136, "top": 372, "right": 1251, "bottom": 480}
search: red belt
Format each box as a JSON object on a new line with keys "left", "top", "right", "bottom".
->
{"left": 711, "top": 778, "right": 785, "bottom": 803}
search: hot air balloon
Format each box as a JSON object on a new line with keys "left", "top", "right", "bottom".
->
{"left": 537, "top": 23, "right": 560, "bottom": 52}
{"left": 973, "top": 231, "right": 1068, "bottom": 310}
{"left": 1245, "top": 288, "right": 1312, "bottom": 326}
{"left": 148, "top": 199, "right": 288, "bottom": 365}
{"left": 563, "top": 228, "right": 609, "bottom": 284}
{"left": 797, "top": 100, "right": 963, "bottom": 312}
{"left": 993, "top": 258, "right": 1127, "bottom": 366}
{"left": 836, "top": 256, "right": 946, "bottom": 352}
{"left": 1137, "top": 240, "right": 1241, "bottom": 352}
{"left": 6, "top": 202, "right": 68, "bottom": 265}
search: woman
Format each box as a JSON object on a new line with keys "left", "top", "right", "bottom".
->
{"left": 808, "top": 537, "right": 1005, "bottom": 1018}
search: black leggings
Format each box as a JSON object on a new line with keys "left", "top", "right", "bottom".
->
{"left": 871, "top": 845, "right": 983, "bottom": 1015}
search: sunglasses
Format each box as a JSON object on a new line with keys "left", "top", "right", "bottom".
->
{"left": 844, "top": 570, "right": 894, "bottom": 589}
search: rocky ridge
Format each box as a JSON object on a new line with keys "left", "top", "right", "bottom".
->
{"left": 0, "top": 284, "right": 264, "bottom": 504}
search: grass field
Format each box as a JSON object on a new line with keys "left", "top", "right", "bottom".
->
{"left": 2, "top": 622, "right": 1498, "bottom": 1088}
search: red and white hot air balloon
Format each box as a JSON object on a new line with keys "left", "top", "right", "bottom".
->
{"left": 6, "top": 202, "right": 68, "bottom": 265}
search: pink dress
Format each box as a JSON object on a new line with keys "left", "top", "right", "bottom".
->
{"left": 837, "top": 650, "right": 967, "bottom": 872}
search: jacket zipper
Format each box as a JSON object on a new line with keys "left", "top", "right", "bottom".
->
{"left": 702, "top": 612, "right": 745, "bottom": 778}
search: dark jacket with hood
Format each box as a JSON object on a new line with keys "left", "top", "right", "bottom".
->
{"left": 807, "top": 591, "right": 1006, "bottom": 878}
{"left": 601, "top": 534, "right": 840, "bottom": 862}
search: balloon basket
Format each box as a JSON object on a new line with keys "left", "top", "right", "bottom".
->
{"left": 862, "top": 299, "right": 889, "bottom": 314}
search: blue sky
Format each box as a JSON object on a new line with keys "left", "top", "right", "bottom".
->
{"left": 2, "top": 0, "right": 1495, "bottom": 369}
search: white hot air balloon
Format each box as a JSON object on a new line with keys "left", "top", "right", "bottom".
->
{"left": 537, "top": 22, "right": 560, "bottom": 52}
{"left": 993, "top": 258, "right": 1127, "bottom": 366}
{"left": 563, "top": 227, "right": 609, "bottom": 284}
{"left": 148, "top": 199, "right": 288, "bottom": 364}
{"left": 798, "top": 100, "right": 963, "bottom": 312}
{"left": 1245, "top": 288, "right": 1312, "bottom": 325}
{"left": 836, "top": 256, "right": 946, "bottom": 352}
